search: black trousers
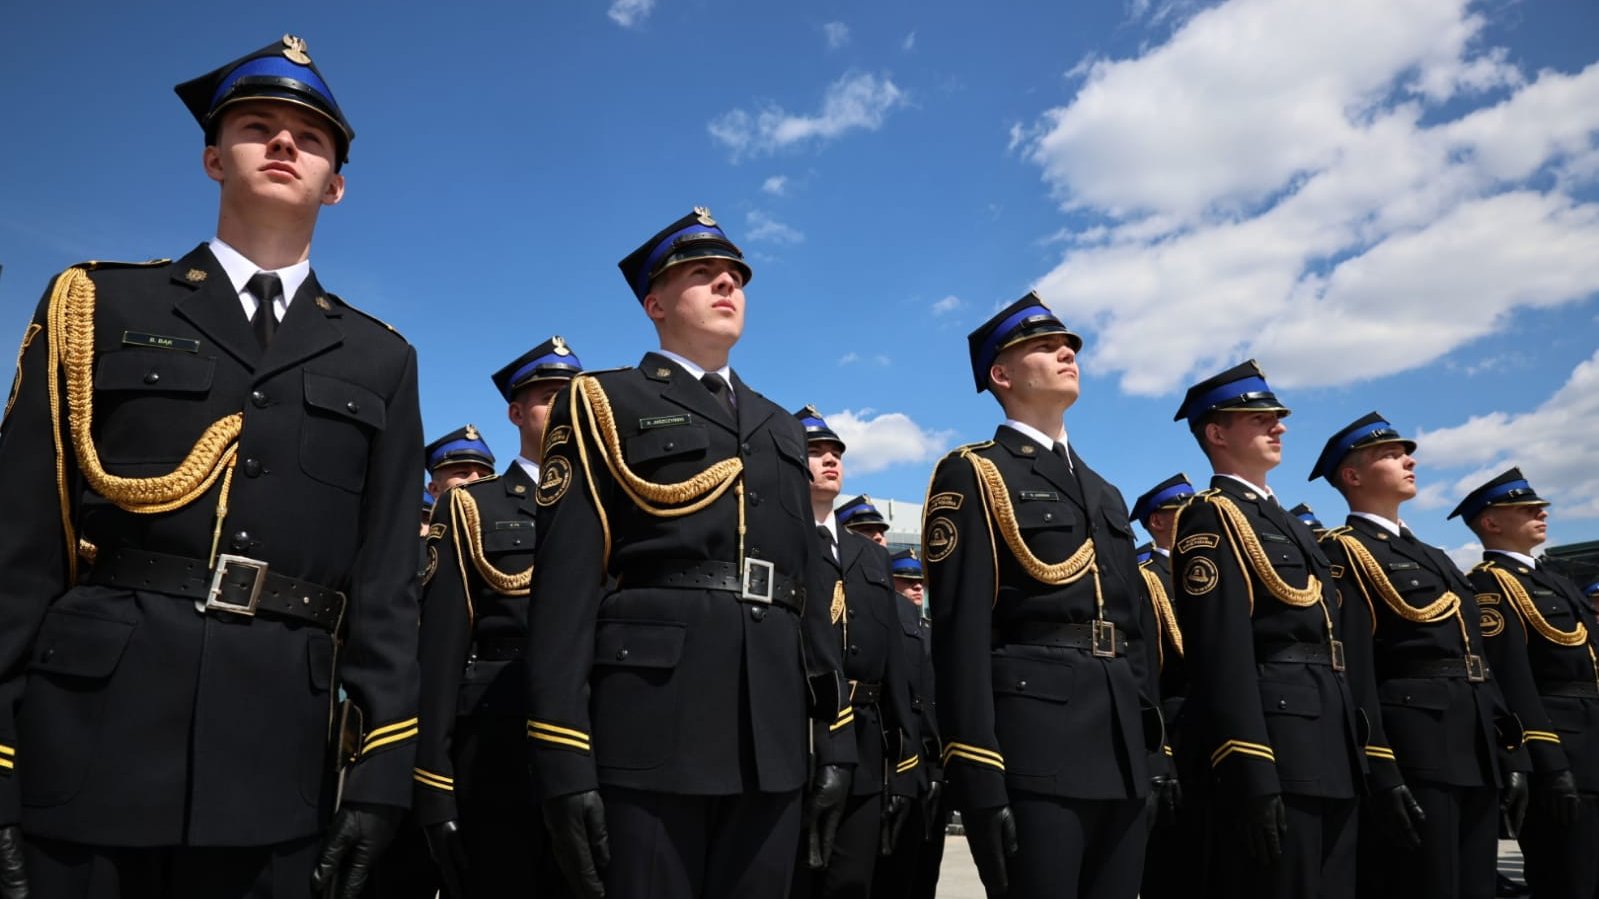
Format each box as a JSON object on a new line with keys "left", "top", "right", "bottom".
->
{"left": 796, "top": 792, "right": 880, "bottom": 899}
{"left": 1357, "top": 781, "right": 1497, "bottom": 899}
{"left": 1141, "top": 780, "right": 1208, "bottom": 899}
{"left": 871, "top": 798, "right": 948, "bottom": 899}
{"left": 599, "top": 786, "right": 802, "bottom": 899}
{"left": 22, "top": 834, "right": 322, "bottom": 899}
{"left": 1519, "top": 792, "right": 1599, "bottom": 899}
{"left": 1211, "top": 794, "right": 1357, "bottom": 899}
{"left": 1008, "top": 794, "right": 1147, "bottom": 899}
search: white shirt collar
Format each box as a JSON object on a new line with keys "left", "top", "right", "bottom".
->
{"left": 209, "top": 237, "right": 312, "bottom": 321}
{"left": 817, "top": 514, "right": 841, "bottom": 562}
{"left": 1153, "top": 546, "right": 1171, "bottom": 558}
{"left": 1219, "top": 473, "right": 1274, "bottom": 499}
{"left": 515, "top": 456, "right": 539, "bottom": 483}
{"left": 1350, "top": 511, "right": 1405, "bottom": 537}
{"left": 1002, "top": 419, "right": 1067, "bottom": 456}
{"left": 1487, "top": 548, "right": 1538, "bottom": 569}
{"left": 655, "top": 348, "right": 732, "bottom": 385}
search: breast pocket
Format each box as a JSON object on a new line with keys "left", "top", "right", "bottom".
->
{"left": 624, "top": 425, "right": 711, "bottom": 477}
{"left": 300, "top": 371, "right": 385, "bottom": 492}
{"left": 482, "top": 522, "right": 536, "bottom": 565}
{"left": 93, "top": 349, "right": 217, "bottom": 464}
{"left": 1015, "top": 498, "right": 1078, "bottom": 559}
{"left": 772, "top": 433, "right": 811, "bottom": 518}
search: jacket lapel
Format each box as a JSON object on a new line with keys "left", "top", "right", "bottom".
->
{"left": 731, "top": 371, "right": 775, "bottom": 443}
{"left": 993, "top": 426, "right": 1084, "bottom": 511}
{"left": 253, "top": 273, "right": 344, "bottom": 383}
{"left": 169, "top": 245, "right": 260, "bottom": 371}
{"left": 501, "top": 463, "right": 538, "bottom": 517}
{"left": 643, "top": 352, "right": 737, "bottom": 436}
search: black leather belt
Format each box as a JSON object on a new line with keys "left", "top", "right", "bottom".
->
{"left": 849, "top": 680, "right": 882, "bottom": 706}
{"left": 88, "top": 547, "right": 344, "bottom": 631}
{"left": 996, "top": 621, "right": 1127, "bottom": 657}
{"left": 1261, "top": 642, "right": 1340, "bottom": 667}
{"left": 1382, "top": 656, "right": 1490, "bottom": 682}
{"left": 472, "top": 637, "right": 526, "bottom": 661}
{"left": 1542, "top": 680, "right": 1599, "bottom": 699}
{"left": 616, "top": 559, "right": 803, "bottom": 612}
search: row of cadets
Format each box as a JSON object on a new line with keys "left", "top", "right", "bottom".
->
{"left": 924, "top": 295, "right": 1168, "bottom": 898}
{"left": 788, "top": 412, "right": 922, "bottom": 898}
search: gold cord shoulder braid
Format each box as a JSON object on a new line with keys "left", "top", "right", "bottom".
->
{"left": 1207, "top": 494, "right": 1322, "bottom": 607}
{"left": 448, "top": 487, "right": 532, "bottom": 597}
{"left": 1490, "top": 566, "right": 1589, "bottom": 646}
{"left": 575, "top": 374, "right": 742, "bottom": 514}
{"left": 960, "top": 447, "right": 1095, "bottom": 585}
{"left": 1331, "top": 533, "right": 1461, "bottom": 623}
{"left": 1140, "top": 564, "right": 1184, "bottom": 662}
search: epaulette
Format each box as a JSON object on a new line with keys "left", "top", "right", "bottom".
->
{"left": 1321, "top": 525, "right": 1354, "bottom": 541}
{"left": 1471, "top": 559, "right": 1496, "bottom": 573}
{"left": 463, "top": 474, "right": 502, "bottom": 489}
{"left": 328, "top": 293, "right": 408, "bottom": 340}
{"left": 1138, "top": 556, "right": 1157, "bottom": 569}
{"left": 951, "top": 440, "right": 996, "bottom": 457}
{"left": 1192, "top": 488, "right": 1222, "bottom": 501}
{"left": 578, "top": 366, "right": 633, "bottom": 378}
{"left": 77, "top": 258, "right": 172, "bottom": 270}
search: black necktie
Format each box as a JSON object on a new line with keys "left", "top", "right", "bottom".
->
{"left": 1398, "top": 525, "right": 1418, "bottom": 543}
{"left": 1052, "top": 441, "right": 1071, "bottom": 467}
{"left": 247, "top": 272, "right": 282, "bottom": 349}
{"left": 817, "top": 525, "right": 836, "bottom": 562}
{"left": 701, "top": 373, "right": 736, "bottom": 420}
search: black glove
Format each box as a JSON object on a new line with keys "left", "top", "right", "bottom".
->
{"left": 1147, "top": 775, "right": 1182, "bottom": 831}
{"left": 1372, "top": 784, "right": 1426, "bottom": 849}
{"left": 804, "top": 764, "right": 850, "bottom": 869}
{"left": 1501, "top": 770, "right": 1530, "bottom": 837}
{"left": 963, "top": 805, "right": 1018, "bottom": 898}
{"left": 543, "top": 790, "right": 609, "bottom": 899}
{"left": 423, "top": 820, "right": 470, "bottom": 899}
{"left": 310, "top": 803, "right": 404, "bottom": 899}
{"left": 1534, "top": 769, "right": 1581, "bottom": 827}
{"left": 0, "top": 825, "right": 26, "bottom": 899}
{"left": 880, "top": 794, "right": 912, "bottom": 856}
{"left": 1237, "top": 794, "right": 1287, "bottom": 866}
{"left": 921, "top": 781, "right": 944, "bottom": 842}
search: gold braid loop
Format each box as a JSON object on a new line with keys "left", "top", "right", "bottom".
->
{"left": 829, "top": 579, "right": 846, "bottom": 626}
{"left": 1332, "top": 534, "right": 1460, "bottom": 623}
{"left": 4, "top": 322, "right": 41, "bottom": 422}
{"left": 449, "top": 488, "right": 531, "bottom": 596}
{"left": 961, "top": 448, "right": 1095, "bottom": 585}
{"left": 1209, "top": 495, "right": 1322, "bottom": 607}
{"left": 1490, "top": 567, "right": 1588, "bottom": 647}
{"left": 50, "top": 266, "right": 243, "bottom": 513}
{"left": 576, "top": 374, "right": 742, "bottom": 516}
{"left": 1140, "top": 564, "right": 1184, "bottom": 662}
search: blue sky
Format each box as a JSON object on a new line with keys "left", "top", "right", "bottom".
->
{"left": 2, "top": 0, "right": 1596, "bottom": 562}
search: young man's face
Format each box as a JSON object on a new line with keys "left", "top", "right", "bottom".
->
{"left": 991, "top": 334, "right": 1080, "bottom": 409}
{"left": 1340, "top": 443, "right": 1416, "bottom": 502}
{"left": 428, "top": 461, "right": 494, "bottom": 497}
{"left": 894, "top": 577, "right": 925, "bottom": 607}
{"left": 645, "top": 258, "right": 746, "bottom": 347}
{"left": 204, "top": 101, "right": 344, "bottom": 213}
{"left": 1478, "top": 504, "right": 1549, "bottom": 552}
{"left": 509, "top": 380, "right": 567, "bottom": 457}
{"left": 807, "top": 441, "right": 844, "bottom": 505}
{"left": 853, "top": 526, "right": 888, "bottom": 547}
{"left": 1207, "top": 410, "right": 1287, "bottom": 472}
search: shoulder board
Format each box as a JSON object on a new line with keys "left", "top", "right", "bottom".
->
{"left": 1322, "top": 525, "right": 1353, "bottom": 539}
{"left": 1471, "top": 560, "right": 1496, "bottom": 573}
{"left": 1138, "top": 557, "right": 1156, "bottom": 570}
{"left": 953, "top": 440, "right": 996, "bottom": 456}
{"left": 1195, "top": 488, "right": 1222, "bottom": 498}
{"left": 464, "top": 474, "right": 502, "bottom": 490}
{"left": 329, "top": 294, "right": 408, "bottom": 340}
{"left": 578, "top": 366, "right": 634, "bottom": 379}
{"left": 75, "top": 258, "right": 171, "bottom": 272}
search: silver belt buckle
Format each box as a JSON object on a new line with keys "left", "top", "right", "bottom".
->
{"left": 201, "top": 554, "right": 268, "bottom": 616}
{"left": 740, "top": 557, "right": 775, "bottom": 603}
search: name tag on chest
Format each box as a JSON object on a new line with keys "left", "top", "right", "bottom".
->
{"left": 639, "top": 414, "right": 692, "bottom": 430}
{"left": 122, "top": 331, "right": 200, "bottom": 353}
{"left": 1018, "top": 490, "right": 1061, "bottom": 502}
{"left": 493, "top": 520, "right": 534, "bottom": 530}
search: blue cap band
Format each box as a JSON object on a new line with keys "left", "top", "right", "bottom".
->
{"left": 1459, "top": 479, "right": 1540, "bottom": 521}
{"left": 838, "top": 500, "right": 877, "bottom": 521}
{"left": 509, "top": 351, "right": 582, "bottom": 388}
{"left": 1189, "top": 375, "right": 1272, "bottom": 420}
{"left": 211, "top": 55, "right": 336, "bottom": 111}
{"left": 891, "top": 556, "right": 923, "bottom": 576}
{"left": 977, "top": 304, "right": 1053, "bottom": 377}
{"left": 428, "top": 438, "right": 492, "bottom": 469}
{"left": 637, "top": 224, "right": 730, "bottom": 296}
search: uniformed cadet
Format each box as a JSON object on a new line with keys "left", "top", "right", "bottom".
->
{"left": 839, "top": 495, "right": 891, "bottom": 547}
{"left": 1312, "top": 413, "right": 1524, "bottom": 899}
{"left": 1169, "top": 361, "right": 1364, "bottom": 898}
{"left": 1455, "top": 469, "right": 1599, "bottom": 899}
{"left": 410, "top": 338, "right": 583, "bottom": 897}
{"left": 423, "top": 489, "right": 439, "bottom": 531}
{"left": 1130, "top": 474, "right": 1198, "bottom": 899}
{"left": 526, "top": 208, "right": 854, "bottom": 899}
{"left": 872, "top": 551, "right": 949, "bottom": 899}
{"left": 792, "top": 408, "right": 919, "bottom": 899}
{"left": 425, "top": 425, "right": 497, "bottom": 498}
{"left": 1587, "top": 580, "right": 1599, "bottom": 615}
{"left": 925, "top": 294, "right": 1162, "bottom": 898}
{"left": 1288, "top": 503, "right": 1326, "bottom": 539}
{"left": 0, "top": 36, "right": 421, "bottom": 898}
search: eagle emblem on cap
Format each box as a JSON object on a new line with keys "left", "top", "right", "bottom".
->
{"left": 803, "top": 404, "right": 820, "bottom": 417}
{"left": 693, "top": 206, "right": 716, "bottom": 226}
{"left": 552, "top": 336, "right": 571, "bottom": 356}
{"left": 464, "top": 424, "right": 480, "bottom": 440}
{"left": 281, "top": 34, "right": 312, "bottom": 65}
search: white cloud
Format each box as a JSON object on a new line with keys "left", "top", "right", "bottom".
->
{"left": 1018, "top": 0, "right": 1599, "bottom": 395}
{"left": 823, "top": 21, "right": 850, "bottom": 49}
{"left": 838, "top": 352, "right": 861, "bottom": 366}
{"left": 1416, "top": 349, "right": 1599, "bottom": 519}
{"left": 827, "top": 409, "right": 958, "bottom": 475}
{"left": 931, "top": 295, "right": 962, "bottom": 316}
{"left": 607, "top": 0, "right": 655, "bottom": 28}
{"left": 1442, "top": 540, "right": 1484, "bottom": 572}
{"left": 745, "top": 210, "right": 804, "bottom": 244}
{"left": 761, "top": 175, "right": 789, "bottom": 196}
{"left": 708, "top": 72, "right": 908, "bottom": 159}
{"left": 902, "top": 31, "right": 917, "bottom": 52}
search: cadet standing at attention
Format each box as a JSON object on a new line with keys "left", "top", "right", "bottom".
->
{"left": 0, "top": 36, "right": 422, "bottom": 898}
{"left": 424, "top": 425, "right": 497, "bottom": 501}
{"left": 791, "top": 408, "right": 919, "bottom": 899}
{"left": 1313, "top": 413, "right": 1524, "bottom": 899}
{"left": 838, "top": 494, "right": 891, "bottom": 547}
{"left": 1169, "top": 361, "right": 1365, "bottom": 899}
{"left": 925, "top": 294, "right": 1163, "bottom": 899}
{"left": 1129, "top": 474, "right": 1198, "bottom": 899}
{"left": 526, "top": 208, "right": 854, "bottom": 899}
{"left": 1456, "top": 470, "right": 1599, "bottom": 899}
{"left": 411, "top": 338, "right": 583, "bottom": 896}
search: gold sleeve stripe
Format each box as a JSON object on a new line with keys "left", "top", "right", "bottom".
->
{"left": 1211, "top": 739, "right": 1276, "bottom": 766}
{"left": 528, "top": 720, "right": 590, "bottom": 741}
{"left": 0, "top": 744, "right": 14, "bottom": 757}
{"left": 413, "top": 769, "right": 454, "bottom": 791}
{"left": 896, "top": 755, "right": 921, "bottom": 774}
{"left": 942, "top": 741, "right": 1005, "bottom": 766}
{"left": 944, "top": 748, "right": 1006, "bottom": 772}
{"left": 364, "top": 718, "right": 420, "bottom": 744}
{"left": 1525, "top": 730, "right": 1562, "bottom": 744}
{"left": 829, "top": 708, "right": 856, "bottom": 732}
{"left": 362, "top": 722, "right": 420, "bottom": 756}
{"left": 1162, "top": 745, "right": 1173, "bottom": 757}
{"left": 1364, "top": 745, "right": 1397, "bottom": 761}
{"left": 0, "top": 758, "right": 11, "bottom": 771}
{"left": 529, "top": 731, "right": 592, "bottom": 752}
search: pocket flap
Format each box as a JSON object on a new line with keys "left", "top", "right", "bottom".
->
{"left": 625, "top": 426, "right": 709, "bottom": 466}
{"left": 95, "top": 349, "right": 215, "bottom": 394}
{"left": 594, "top": 620, "right": 686, "bottom": 669}
{"left": 30, "top": 610, "right": 137, "bottom": 680}
{"left": 991, "top": 655, "right": 1073, "bottom": 703}
{"left": 1259, "top": 679, "right": 1323, "bottom": 717}
{"left": 1378, "top": 678, "right": 1452, "bottom": 712}
{"left": 482, "top": 526, "right": 535, "bottom": 554}
{"left": 1014, "top": 503, "right": 1075, "bottom": 532}
{"left": 303, "top": 371, "right": 385, "bottom": 430}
